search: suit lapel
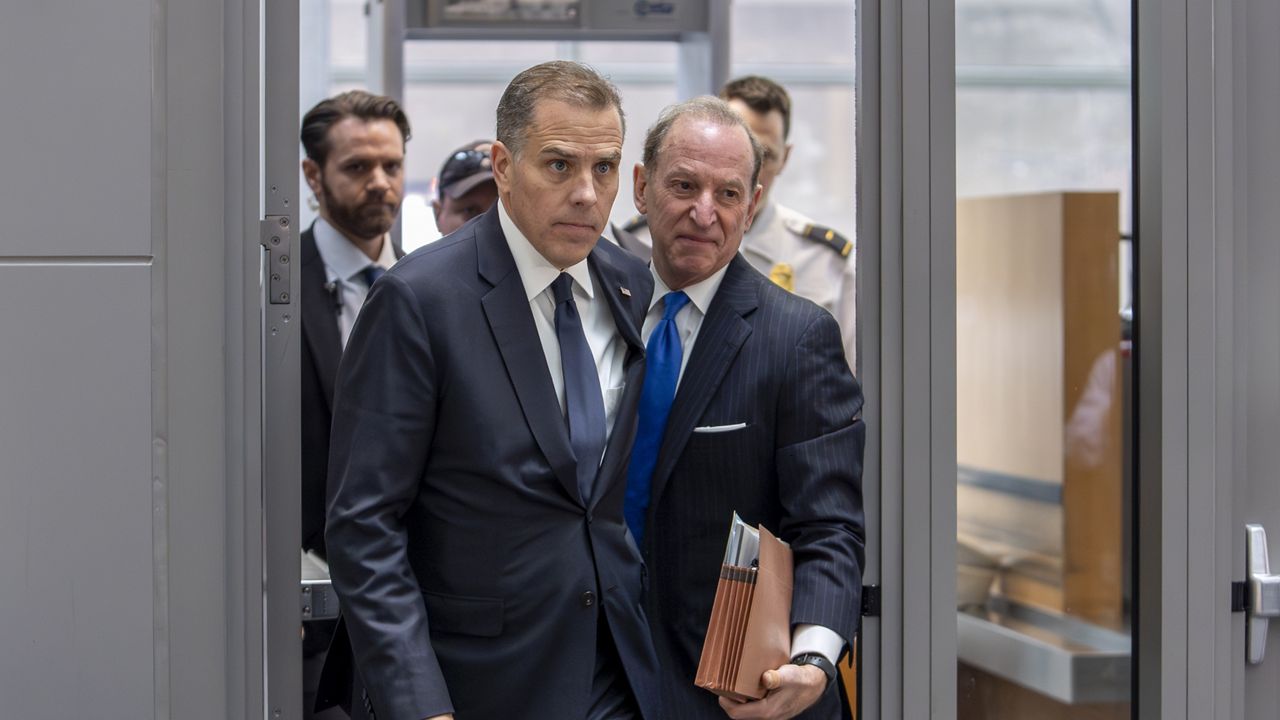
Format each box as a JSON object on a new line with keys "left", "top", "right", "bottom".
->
{"left": 587, "top": 246, "right": 648, "bottom": 510}
{"left": 475, "top": 208, "right": 583, "bottom": 506}
{"left": 301, "top": 227, "right": 343, "bottom": 409}
{"left": 648, "top": 256, "right": 758, "bottom": 509}
{"left": 589, "top": 246, "right": 646, "bottom": 354}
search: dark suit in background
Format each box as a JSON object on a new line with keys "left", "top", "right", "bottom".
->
{"left": 324, "top": 206, "right": 661, "bottom": 719}
{"left": 301, "top": 226, "right": 340, "bottom": 559}
{"left": 301, "top": 226, "right": 405, "bottom": 559}
{"left": 301, "top": 224, "right": 404, "bottom": 720}
{"left": 609, "top": 221, "right": 652, "bottom": 263}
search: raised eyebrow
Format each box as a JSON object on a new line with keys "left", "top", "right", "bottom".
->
{"left": 540, "top": 146, "right": 579, "bottom": 160}
{"left": 539, "top": 146, "right": 621, "bottom": 166}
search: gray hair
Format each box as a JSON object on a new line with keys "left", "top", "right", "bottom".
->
{"left": 641, "top": 96, "right": 764, "bottom": 187}
{"left": 496, "top": 61, "right": 625, "bottom": 156}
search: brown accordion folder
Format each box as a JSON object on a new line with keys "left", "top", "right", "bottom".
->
{"left": 695, "top": 513, "right": 794, "bottom": 701}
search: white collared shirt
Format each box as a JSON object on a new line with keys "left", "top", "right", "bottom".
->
{"left": 641, "top": 264, "right": 729, "bottom": 389}
{"left": 647, "top": 260, "right": 845, "bottom": 669}
{"left": 312, "top": 217, "right": 398, "bottom": 347}
{"left": 497, "top": 202, "right": 628, "bottom": 444}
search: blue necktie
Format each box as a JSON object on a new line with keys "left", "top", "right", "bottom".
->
{"left": 551, "top": 273, "right": 608, "bottom": 503}
{"left": 361, "top": 265, "right": 385, "bottom": 289}
{"left": 625, "top": 291, "right": 691, "bottom": 545}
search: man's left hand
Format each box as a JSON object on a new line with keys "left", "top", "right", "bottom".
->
{"left": 717, "top": 663, "right": 827, "bottom": 720}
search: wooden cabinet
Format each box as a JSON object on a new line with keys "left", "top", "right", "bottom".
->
{"left": 956, "top": 191, "right": 1124, "bottom": 628}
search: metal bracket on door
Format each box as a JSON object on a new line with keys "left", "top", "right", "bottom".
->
{"left": 1245, "top": 524, "right": 1280, "bottom": 663}
{"left": 861, "top": 584, "right": 881, "bottom": 617}
{"left": 260, "top": 215, "right": 293, "bottom": 304}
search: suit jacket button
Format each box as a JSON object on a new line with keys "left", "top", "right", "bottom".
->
{"left": 582, "top": 591, "right": 596, "bottom": 607}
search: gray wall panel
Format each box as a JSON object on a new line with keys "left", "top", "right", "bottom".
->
{"left": 0, "top": 1, "right": 151, "bottom": 257}
{"left": 0, "top": 264, "right": 153, "bottom": 719}
{"left": 166, "top": 0, "right": 229, "bottom": 713}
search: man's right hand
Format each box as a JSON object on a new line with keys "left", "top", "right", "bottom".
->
{"left": 424, "top": 715, "right": 454, "bottom": 720}
{"left": 717, "top": 663, "right": 828, "bottom": 720}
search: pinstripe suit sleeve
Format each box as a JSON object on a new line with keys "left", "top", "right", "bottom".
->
{"left": 775, "top": 309, "right": 866, "bottom": 647}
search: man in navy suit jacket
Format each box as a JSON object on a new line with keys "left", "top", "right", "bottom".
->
{"left": 324, "top": 61, "right": 661, "bottom": 720}
{"left": 625, "top": 97, "right": 865, "bottom": 720}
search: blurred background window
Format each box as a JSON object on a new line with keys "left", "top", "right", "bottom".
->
{"left": 954, "top": 0, "right": 1134, "bottom": 717}
{"left": 301, "top": 0, "right": 857, "bottom": 253}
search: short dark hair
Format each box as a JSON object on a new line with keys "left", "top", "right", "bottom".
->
{"left": 496, "top": 61, "right": 625, "bottom": 156}
{"left": 720, "top": 75, "right": 792, "bottom": 140}
{"left": 300, "top": 90, "right": 412, "bottom": 166}
{"left": 642, "top": 96, "right": 764, "bottom": 188}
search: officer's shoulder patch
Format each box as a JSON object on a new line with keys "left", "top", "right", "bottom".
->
{"left": 783, "top": 215, "right": 853, "bottom": 259}
{"left": 621, "top": 214, "right": 649, "bottom": 233}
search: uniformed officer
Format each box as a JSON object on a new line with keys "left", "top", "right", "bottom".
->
{"left": 611, "top": 75, "right": 857, "bottom": 370}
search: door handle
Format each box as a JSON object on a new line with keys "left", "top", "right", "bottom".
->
{"left": 1246, "top": 524, "right": 1280, "bottom": 663}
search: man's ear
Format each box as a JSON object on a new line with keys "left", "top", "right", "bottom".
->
{"left": 745, "top": 182, "right": 764, "bottom": 230}
{"left": 632, "top": 163, "right": 648, "bottom": 215}
{"left": 779, "top": 143, "right": 794, "bottom": 175}
{"left": 431, "top": 199, "right": 443, "bottom": 222}
{"left": 302, "top": 158, "right": 323, "bottom": 198}
{"left": 490, "top": 141, "right": 513, "bottom": 194}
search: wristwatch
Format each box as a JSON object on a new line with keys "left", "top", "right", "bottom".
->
{"left": 790, "top": 652, "right": 838, "bottom": 689}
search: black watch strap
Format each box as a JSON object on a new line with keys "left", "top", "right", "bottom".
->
{"left": 790, "top": 652, "right": 837, "bottom": 688}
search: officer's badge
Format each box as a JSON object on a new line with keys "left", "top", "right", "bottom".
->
{"left": 769, "top": 262, "right": 796, "bottom": 292}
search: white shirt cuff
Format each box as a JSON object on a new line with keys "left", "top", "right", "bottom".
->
{"left": 790, "top": 624, "right": 844, "bottom": 666}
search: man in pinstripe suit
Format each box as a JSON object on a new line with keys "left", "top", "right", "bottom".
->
{"left": 626, "top": 97, "right": 865, "bottom": 720}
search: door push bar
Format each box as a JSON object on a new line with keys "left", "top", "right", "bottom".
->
{"left": 1246, "top": 524, "right": 1280, "bottom": 664}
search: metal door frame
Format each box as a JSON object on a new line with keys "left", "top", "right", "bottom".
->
{"left": 368, "top": 0, "right": 732, "bottom": 100}
{"left": 228, "top": 0, "right": 301, "bottom": 716}
{"left": 1135, "top": 0, "right": 1237, "bottom": 715}
{"left": 859, "top": 0, "right": 1242, "bottom": 715}
{"left": 857, "top": 0, "right": 956, "bottom": 716}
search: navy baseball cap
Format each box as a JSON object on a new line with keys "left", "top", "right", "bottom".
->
{"left": 437, "top": 140, "right": 495, "bottom": 199}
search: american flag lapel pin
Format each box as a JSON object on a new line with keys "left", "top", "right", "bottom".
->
{"left": 620, "top": 286, "right": 632, "bottom": 297}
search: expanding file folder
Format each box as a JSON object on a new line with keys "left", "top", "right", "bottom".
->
{"left": 695, "top": 513, "right": 794, "bottom": 701}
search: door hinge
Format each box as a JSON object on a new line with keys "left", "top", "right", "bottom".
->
{"left": 1233, "top": 580, "right": 1250, "bottom": 613}
{"left": 260, "top": 215, "right": 293, "bottom": 304}
{"left": 861, "top": 584, "right": 881, "bottom": 617}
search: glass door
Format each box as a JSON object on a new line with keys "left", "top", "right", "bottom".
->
{"left": 952, "top": 0, "right": 1134, "bottom": 717}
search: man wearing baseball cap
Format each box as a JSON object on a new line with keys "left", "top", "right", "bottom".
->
{"left": 431, "top": 139, "right": 499, "bottom": 236}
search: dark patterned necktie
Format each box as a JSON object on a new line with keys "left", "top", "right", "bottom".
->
{"left": 551, "top": 273, "right": 607, "bottom": 503}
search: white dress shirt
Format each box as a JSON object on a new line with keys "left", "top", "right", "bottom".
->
{"left": 312, "top": 217, "right": 399, "bottom": 347}
{"left": 498, "top": 202, "right": 628, "bottom": 445}
{"left": 645, "top": 262, "right": 845, "bottom": 668}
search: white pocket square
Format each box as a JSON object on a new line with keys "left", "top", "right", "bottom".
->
{"left": 692, "top": 422, "right": 748, "bottom": 434}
